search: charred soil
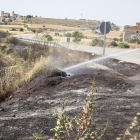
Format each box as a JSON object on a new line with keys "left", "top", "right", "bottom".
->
{"left": 0, "top": 58, "right": 140, "bottom": 140}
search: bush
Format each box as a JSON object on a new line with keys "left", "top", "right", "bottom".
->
{"left": 65, "top": 33, "right": 71, "bottom": 37}
{"left": 72, "top": 31, "right": 84, "bottom": 42}
{"left": 31, "top": 29, "right": 36, "bottom": 33}
{"left": 110, "top": 41, "right": 118, "bottom": 47}
{"left": 118, "top": 43, "right": 130, "bottom": 48}
{"left": 36, "top": 29, "right": 42, "bottom": 33}
{"left": 91, "top": 38, "right": 103, "bottom": 47}
{"left": 11, "top": 28, "right": 16, "bottom": 31}
{"left": 92, "top": 27, "right": 96, "bottom": 31}
{"left": 49, "top": 83, "right": 108, "bottom": 140}
{"left": 114, "top": 26, "right": 120, "bottom": 31}
{"left": 137, "top": 40, "right": 140, "bottom": 44}
{"left": 0, "top": 45, "right": 7, "bottom": 51}
{"left": 9, "top": 19, "right": 12, "bottom": 22}
{"left": 45, "top": 34, "right": 53, "bottom": 41}
{"left": 114, "top": 38, "right": 119, "bottom": 41}
{"left": 24, "top": 24, "right": 28, "bottom": 28}
{"left": 4, "top": 22, "right": 7, "bottom": 25}
{"left": 20, "top": 28, "right": 24, "bottom": 31}
{"left": 129, "top": 38, "right": 140, "bottom": 44}
{"left": 120, "top": 33, "right": 123, "bottom": 37}
{"left": 6, "top": 37, "right": 18, "bottom": 44}
{"left": 55, "top": 33, "right": 59, "bottom": 36}
{"left": 120, "top": 38, "right": 123, "bottom": 42}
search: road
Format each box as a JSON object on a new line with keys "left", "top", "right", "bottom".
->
{"left": 14, "top": 34, "right": 140, "bottom": 65}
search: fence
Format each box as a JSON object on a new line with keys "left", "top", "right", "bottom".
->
{"left": 16, "top": 37, "right": 64, "bottom": 47}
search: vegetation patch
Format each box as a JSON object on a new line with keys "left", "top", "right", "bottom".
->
{"left": 72, "top": 31, "right": 84, "bottom": 42}
{"left": 118, "top": 43, "right": 130, "bottom": 48}
{"left": 45, "top": 34, "right": 53, "bottom": 41}
{"left": 36, "top": 29, "right": 42, "bottom": 33}
{"left": 110, "top": 41, "right": 118, "bottom": 47}
{"left": 91, "top": 38, "right": 103, "bottom": 47}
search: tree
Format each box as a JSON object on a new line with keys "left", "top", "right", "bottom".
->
{"left": 9, "top": 19, "right": 12, "bottom": 22}
{"left": 4, "top": 21, "right": 7, "bottom": 25}
{"left": 72, "top": 31, "right": 84, "bottom": 42}
{"left": 43, "top": 25, "right": 45, "bottom": 28}
{"left": 20, "top": 28, "right": 24, "bottom": 31}
{"left": 92, "top": 27, "right": 96, "bottom": 31}
{"left": 110, "top": 41, "right": 118, "bottom": 47}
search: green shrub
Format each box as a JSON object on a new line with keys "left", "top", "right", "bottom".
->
{"left": 36, "top": 29, "right": 42, "bottom": 33}
{"left": 129, "top": 38, "right": 140, "bottom": 44}
{"left": 4, "top": 21, "right": 7, "bottom": 25}
{"left": 118, "top": 43, "right": 130, "bottom": 48}
{"left": 92, "top": 27, "right": 96, "bottom": 31}
{"left": 31, "top": 29, "right": 36, "bottom": 33}
{"left": 49, "top": 83, "right": 108, "bottom": 140}
{"left": 55, "top": 33, "right": 59, "bottom": 36}
{"left": 27, "top": 27, "right": 31, "bottom": 31}
{"left": 45, "top": 34, "right": 53, "bottom": 41}
{"left": 24, "top": 24, "right": 28, "bottom": 28}
{"left": 120, "top": 38, "right": 123, "bottom": 42}
{"left": 120, "top": 33, "right": 123, "bottom": 37}
{"left": 137, "top": 40, "right": 140, "bottom": 44}
{"left": 65, "top": 33, "right": 71, "bottom": 37}
{"left": 91, "top": 38, "right": 103, "bottom": 47}
{"left": 129, "top": 38, "right": 137, "bottom": 43}
{"left": 114, "top": 26, "right": 120, "bottom": 31}
{"left": 72, "top": 31, "right": 84, "bottom": 42}
{"left": 11, "top": 28, "right": 16, "bottom": 31}
{"left": 9, "top": 19, "right": 12, "bottom": 22}
{"left": 0, "top": 45, "right": 7, "bottom": 51}
{"left": 6, "top": 37, "right": 18, "bottom": 44}
{"left": 110, "top": 41, "right": 118, "bottom": 47}
{"left": 113, "top": 38, "right": 119, "bottom": 41}
{"left": 20, "top": 28, "right": 24, "bottom": 31}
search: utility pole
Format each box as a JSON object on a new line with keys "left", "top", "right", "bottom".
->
{"left": 103, "top": 22, "right": 106, "bottom": 56}
{"left": 81, "top": 13, "right": 82, "bottom": 20}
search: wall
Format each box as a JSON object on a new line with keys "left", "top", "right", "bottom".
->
{"left": 123, "top": 30, "right": 140, "bottom": 42}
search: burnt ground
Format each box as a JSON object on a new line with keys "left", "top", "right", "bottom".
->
{"left": 0, "top": 58, "right": 140, "bottom": 140}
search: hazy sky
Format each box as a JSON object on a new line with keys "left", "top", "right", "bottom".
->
{"left": 0, "top": 0, "right": 140, "bottom": 26}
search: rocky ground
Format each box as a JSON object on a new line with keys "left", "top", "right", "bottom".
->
{"left": 0, "top": 58, "right": 140, "bottom": 140}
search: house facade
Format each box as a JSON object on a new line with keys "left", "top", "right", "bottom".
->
{"left": 124, "top": 23, "right": 140, "bottom": 42}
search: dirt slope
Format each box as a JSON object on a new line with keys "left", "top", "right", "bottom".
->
{"left": 0, "top": 58, "right": 140, "bottom": 140}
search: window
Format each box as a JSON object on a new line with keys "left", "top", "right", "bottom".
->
{"left": 137, "top": 31, "right": 138, "bottom": 33}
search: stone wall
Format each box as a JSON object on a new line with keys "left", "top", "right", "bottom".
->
{"left": 123, "top": 30, "right": 140, "bottom": 42}
{"left": 1, "top": 11, "right": 10, "bottom": 18}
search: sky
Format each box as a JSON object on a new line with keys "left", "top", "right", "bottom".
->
{"left": 0, "top": 0, "right": 140, "bottom": 26}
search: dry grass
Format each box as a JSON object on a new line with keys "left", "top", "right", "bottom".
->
{"left": 19, "top": 56, "right": 51, "bottom": 84}
{"left": 0, "top": 25, "right": 24, "bottom": 28}
{"left": 34, "top": 31, "right": 140, "bottom": 49}
{"left": 28, "top": 24, "right": 80, "bottom": 31}
{"left": 0, "top": 32, "right": 92, "bottom": 102}
{"left": 30, "top": 17, "right": 100, "bottom": 28}
{"left": 81, "top": 30, "right": 123, "bottom": 39}
{"left": 0, "top": 27, "right": 32, "bottom": 35}
{"left": 0, "top": 71, "right": 14, "bottom": 102}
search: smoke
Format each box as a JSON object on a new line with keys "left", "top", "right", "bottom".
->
{"left": 63, "top": 48, "right": 140, "bottom": 73}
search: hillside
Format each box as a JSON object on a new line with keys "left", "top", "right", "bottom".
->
{"left": 24, "top": 17, "right": 101, "bottom": 29}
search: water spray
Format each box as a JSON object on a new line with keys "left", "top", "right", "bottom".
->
{"left": 63, "top": 48, "right": 140, "bottom": 72}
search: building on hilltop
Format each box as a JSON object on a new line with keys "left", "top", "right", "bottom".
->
{"left": 1, "top": 11, "right": 10, "bottom": 18}
{"left": 124, "top": 23, "right": 140, "bottom": 42}
{"left": 12, "top": 11, "right": 20, "bottom": 19}
{"left": 0, "top": 11, "right": 21, "bottom": 22}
